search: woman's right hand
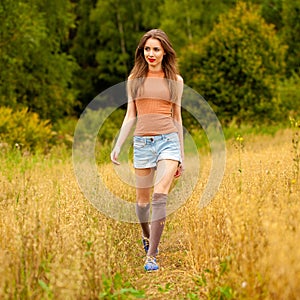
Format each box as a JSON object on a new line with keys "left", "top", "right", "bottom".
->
{"left": 110, "top": 146, "right": 121, "bottom": 165}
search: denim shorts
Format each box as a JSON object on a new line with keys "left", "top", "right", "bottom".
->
{"left": 133, "top": 132, "right": 182, "bottom": 169}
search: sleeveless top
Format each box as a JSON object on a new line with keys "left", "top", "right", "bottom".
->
{"left": 133, "top": 70, "right": 178, "bottom": 136}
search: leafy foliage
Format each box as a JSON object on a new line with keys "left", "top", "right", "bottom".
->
{"left": 0, "top": 107, "right": 53, "bottom": 152}
{"left": 99, "top": 273, "right": 145, "bottom": 299}
{"left": 69, "top": 0, "right": 101, "bottom": 107}
{"left": 160, "top": 0, "right": 237, "bottom": 52}
{"left": 0, "top": 0, "right": 78, "bottom": 121}
{"left": 278, "top": 74, "right": 300, "bottom": 119}
{"left": 281, "top": 0, "right": 300, "bottom": 76}
{"left": 0, "top": 0, "right": 299, "bottom": 131}
{"left": 180, "top": 2, "right": 286, "bottom": 125}
{"left": 260, "top": 0, "right": 283, "bottom": 30}
{"left": 71, "top": 0, "right": 162, "bottom": 109}
{"left": 74, "top": 107, "right": 125, "bottom": 144}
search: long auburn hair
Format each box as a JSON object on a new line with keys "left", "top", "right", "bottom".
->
{"left": 129, "top": 29, "right": 179, "bottom": 102}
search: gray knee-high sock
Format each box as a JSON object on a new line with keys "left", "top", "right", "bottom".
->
{"left": 135, "top": 203, "right": 150, "bottom": 238}
{"left": 148, "top": 193, "right": 167, "bottom": 256}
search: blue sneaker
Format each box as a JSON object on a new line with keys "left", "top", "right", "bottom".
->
{"left": 144, "top": 256, "right": 159, "bottom": 271}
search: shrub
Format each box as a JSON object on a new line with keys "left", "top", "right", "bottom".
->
{"left": 180, "top": 2, "right": 286, "bottom": 125}
{"left": 74, "top": 107, "right": 125, "bottom": 145}
{"left": 0, "top": 106, "right": 53, "bottom": 152}
{"left": 73, "top": 107, "right": 126, "bottom": 163}
{"left": 278, "top": 74, "right": 300, "bottom": 120}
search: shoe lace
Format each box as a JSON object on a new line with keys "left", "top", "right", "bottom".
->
{"left": 143, "top": 237, "right": 149, "bottom": 244}
{"left": 145, "top": 256, "right": 156, "bottom": 264}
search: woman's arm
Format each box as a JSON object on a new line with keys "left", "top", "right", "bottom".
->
{"left": 110, "top": 80, "right": 136, "bottom": 165}
{"left": 173, "top": 75, "right": 184, "bottom": 176}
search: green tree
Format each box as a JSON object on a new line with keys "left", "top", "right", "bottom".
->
{"left": 0, "top": 0, "right": 78, "bottom": 121}
{"left": 69, "top": 0, "right": 100, "bottom": 108}
{"left": 71, "top": 0, "right": 162, "bottom": 109}
{"left": 90, "top": 0, "right": 162, "bottom": 84}
{"left": 281, "top": 0, "right": 300, "bottom": 76}
{"left": 91, "top": 0, "right": 135, "bottom": 84}
{"left": 180, "top": 2, "right": 286, "bottom": 125}
{"left": 160, "top": 0, "right": 237, "bottom": 53}
{"left": 260, "top": 0, "right": 283, "bottom": 31}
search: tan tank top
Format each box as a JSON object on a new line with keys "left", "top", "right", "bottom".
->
{"left": 133, "top": 70, "right": 178, "bottom": 136}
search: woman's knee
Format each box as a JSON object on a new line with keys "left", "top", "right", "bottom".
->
{"left": 136, "top": 188, "right": 151, "bottom": 204}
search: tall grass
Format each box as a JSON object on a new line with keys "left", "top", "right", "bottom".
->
{"left": 0, "top": 129, "right": 299, "bottom": 299}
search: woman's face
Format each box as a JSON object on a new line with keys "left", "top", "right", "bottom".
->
{"left": 143, "top": 38, "right": 165, "bottom": 69}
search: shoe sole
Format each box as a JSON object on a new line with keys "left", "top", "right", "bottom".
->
{"left": 144, "top": 267, "right": 159, "bottom": 272}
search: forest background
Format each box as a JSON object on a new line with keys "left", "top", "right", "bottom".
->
{"left": 0, "top": 0, "right": 299, "bottom": 153}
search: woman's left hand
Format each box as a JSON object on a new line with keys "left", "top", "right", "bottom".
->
{"left": 174, "top": 163, "right": 184, "bottom": 178}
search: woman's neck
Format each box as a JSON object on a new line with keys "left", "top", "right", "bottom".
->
{"left": 148, "top": 68, "right": 164, "bottom": 74}
{"left": 148, "top": 65, "right": 163, "bottom": 73}
{"left": 147, "top": 68, "right": 164, "bottom": 78}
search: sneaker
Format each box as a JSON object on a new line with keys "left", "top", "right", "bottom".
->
{"left": 142, "top": 237, "right": 159, "bottom": 255}
{"left": 144, "top": 256, "right": 159, "bottom": 271}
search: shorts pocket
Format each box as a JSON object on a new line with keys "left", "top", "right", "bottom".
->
{"left": 133, "top": 137, "right": 146, "bottom": 149}
{"left": 165, "top": 132, "right": 179, "bottom": 142}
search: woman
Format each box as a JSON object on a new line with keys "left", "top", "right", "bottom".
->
{"left": 110, "top": 29, "right": 184, "bottom": 271}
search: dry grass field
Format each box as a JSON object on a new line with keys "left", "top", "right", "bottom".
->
{"left": 0, "top": 129, "right": 299, "bottom": 299}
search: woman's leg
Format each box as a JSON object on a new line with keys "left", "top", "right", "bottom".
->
{"left": 135, "top": 168, "right": 155, "bottom": 239}
{"left": 154, "top": 159, "right": 179, "bottom": 194}
{"left": 147, "top": 159, "right": 178, "bottom": 256}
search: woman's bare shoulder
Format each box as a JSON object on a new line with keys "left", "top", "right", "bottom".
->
{"left": 128, "top": 73, "right": 136, "bottom": 80}
{"left": 176, "top": 74, "right": 184, "bottom": 83}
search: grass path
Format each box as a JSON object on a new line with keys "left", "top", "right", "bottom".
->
{"left": 0, "top": 129, "right": 299, "bottom": 299}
